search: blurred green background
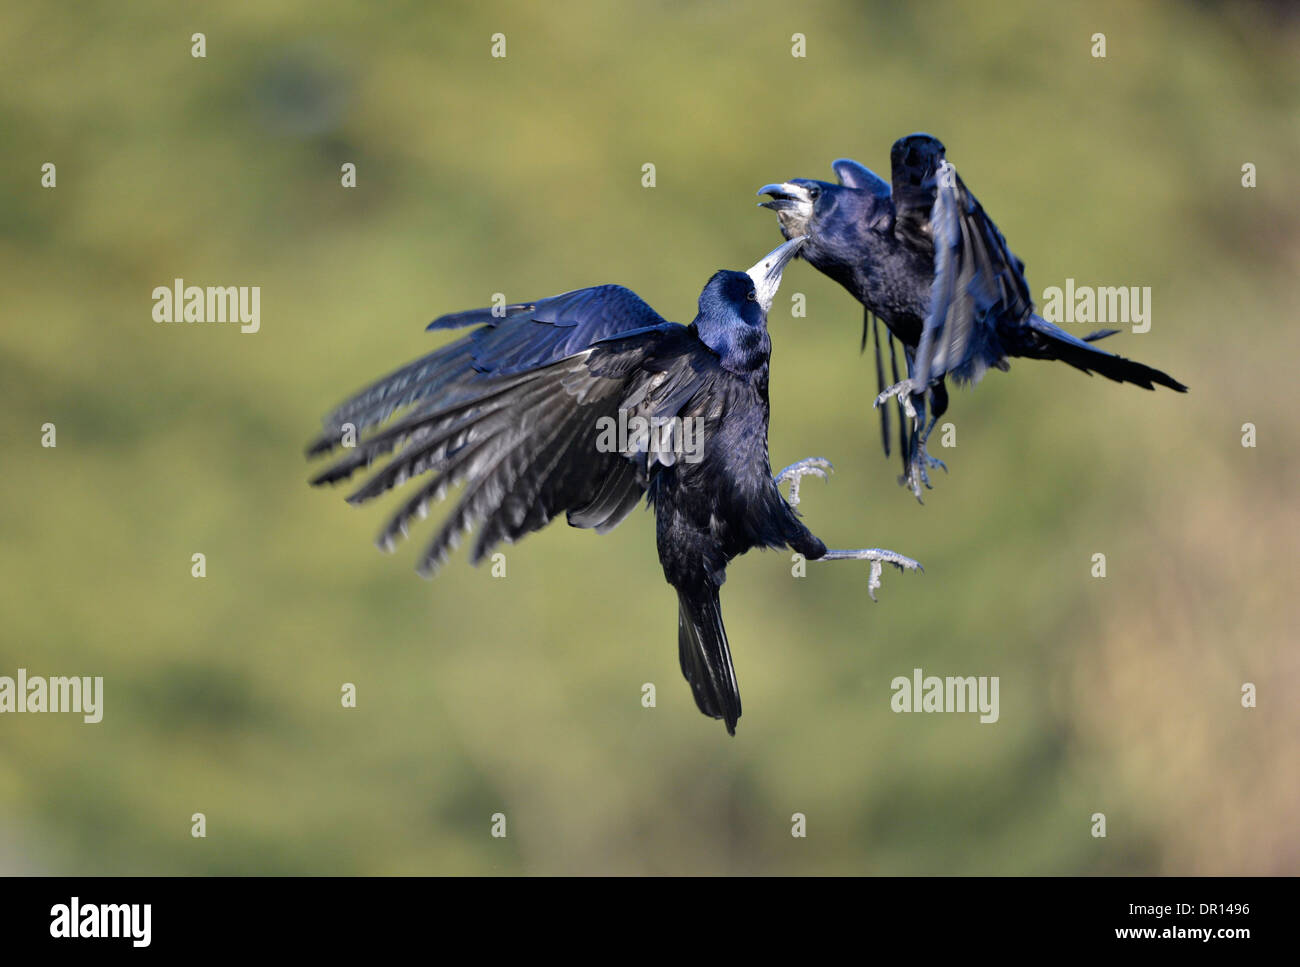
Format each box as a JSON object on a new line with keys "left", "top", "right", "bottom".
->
{"left": 2, "top": 0, "right": 1297, "bottom": 875}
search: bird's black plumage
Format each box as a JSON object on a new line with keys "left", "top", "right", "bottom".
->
{"left": 760, "top": 133, "right": 1188, "bottom": 499}
{"left": 307, "top": 239, "right": 918, "bottom": 735}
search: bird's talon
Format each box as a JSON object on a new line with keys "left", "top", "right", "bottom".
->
{"left": 775, "top": 456, "right": 834, "bottom": 508}
{"left": 873, "top": 380, "right": 918, "bottom": 423}
{"left": 899, "top": 442, "right": 946, "bottom": 498}
{"left": 922, "top": 452, "right": 947, "bottom": 473}
{"left": 818, "top": 546, "right": 923, "bottom": 601}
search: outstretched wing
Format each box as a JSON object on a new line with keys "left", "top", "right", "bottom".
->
{"left": 890, "top": 134, "right": 1033, "bottom": 388}
{"left": 832, "top": 157, "right": 890, "bottom": 195}
{"left": 889, "top": 133, "right": 949, "bottom": 248}
{"left": 307, "top": 285, "right": 671, "bottom": 453}
{"left": 309, "top": 322, "right": 711, "bottom": 576}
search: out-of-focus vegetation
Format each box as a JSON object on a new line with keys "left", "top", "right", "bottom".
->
{"left": 1, "top": 0, "right": 1296, "bottom": 874}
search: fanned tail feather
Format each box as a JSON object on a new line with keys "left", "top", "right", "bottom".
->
{"left": 676, "top": 586, "right": 740, "bottom": 735}
{"left": 1025, "top": 315, "right": 1187, "bottom": 392}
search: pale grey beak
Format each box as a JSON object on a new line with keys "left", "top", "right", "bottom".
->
{"left": 757, "top": 182, "right": 813, "bottom": 213}
{"left": 745, "top": 235, "right": 806, "bottom": 312}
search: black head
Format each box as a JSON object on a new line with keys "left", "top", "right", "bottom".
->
{"left": 694, "top": 236, "right": 805, "bottom": 372}
{"left": 758, "top": 159, "right": 892, "bottom": 251}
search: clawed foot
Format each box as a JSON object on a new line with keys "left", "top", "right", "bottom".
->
{"left": 875, "top": 381, "right": 946, "bottom": 501}
{"left": 819, "top": 547, "right": 923, "bottom": 601}
{"left": 774, "top": 456, "right": 833, "bottom": 508}
{"left": 874, "top": 380, "right": 919, "bottom": 422}
{"left": 900, "top": 444, "right": 948, "bottom": 503}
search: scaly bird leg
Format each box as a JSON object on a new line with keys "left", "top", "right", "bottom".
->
{"left": 817, "top": 547, "right": 923, "bottom": 602}
{"left": 903, "top": 412, "right": 948, "bottom": 500}
{"left": 777, "top": 455, "right": 922, "bottom": 597}
{"left": 773, "top": 456, "right": 833, "bottom": 508}
{"left": 874, "top": 380, "right": 919, "bottom": 423}
{"left": 875, "top": 381, "right": 948, "bottom": 501}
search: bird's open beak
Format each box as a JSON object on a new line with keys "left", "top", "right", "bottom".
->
{"left": 756, "top": 182, "right": 813, "bottom": 214}
{"left": 757, "top": 183, "right": 815, "bottom": 241}
{"left": 745, "top": 235, "right": 806, "bottom": 312}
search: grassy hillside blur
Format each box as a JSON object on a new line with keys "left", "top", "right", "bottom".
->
{"left": 1, "top": 0, "right": 1297, "bottom": 874}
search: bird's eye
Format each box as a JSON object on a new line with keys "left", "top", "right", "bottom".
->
{"left": 746, "top": 289, "right": 757, "bottom": 302}
{"left": 808, "top": 186, "right": 821, "bottom": 201}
